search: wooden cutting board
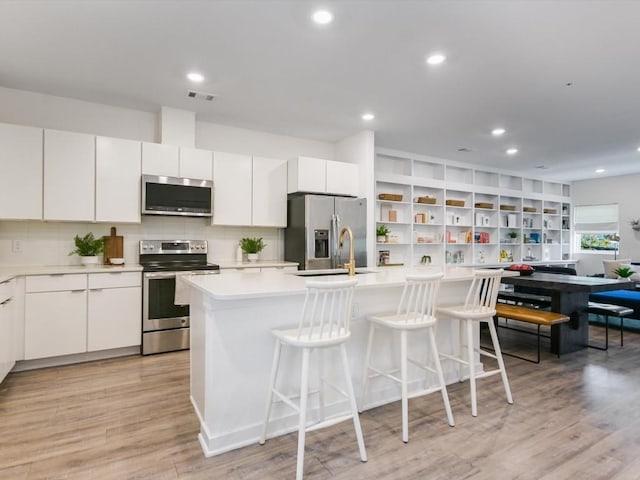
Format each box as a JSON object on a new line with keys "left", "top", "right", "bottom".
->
{"left": 103, "top": 227, "right": 124, "bottom": 265}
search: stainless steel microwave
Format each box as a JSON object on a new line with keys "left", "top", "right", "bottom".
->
{"left": 141, "top": 175, "right": 213, "bottom": 217}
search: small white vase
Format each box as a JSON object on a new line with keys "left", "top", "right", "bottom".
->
{"left": 80, "top": 255, "right": 99, "bottom": 266}
{"left": 247, "top": 253, "right": 259, "bottom": 262}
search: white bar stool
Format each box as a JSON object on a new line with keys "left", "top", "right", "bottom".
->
{"left": 437, "top": 269, "right": 512, "bottom": 417}
{"left": 360, "top": 272, "right": 454, "bottom": 443}
{"left": 259, "top": 278, "right": 367, "bottom": 480}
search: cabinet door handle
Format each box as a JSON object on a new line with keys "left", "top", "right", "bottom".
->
{"left": 49, "top": 273, "right": 65, "bottom": 277}
{"left": 70, "top": 289, "right": 85, "bottom": 293}
{"left": 90, "top": 288, "right": 103, "bottom": 292}
{"left": 0, "top": 298, "right": 11, "bottom": 306}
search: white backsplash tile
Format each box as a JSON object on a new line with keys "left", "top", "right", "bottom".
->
{"left": 0, "top": 219, "right": 284, "bottom": 266}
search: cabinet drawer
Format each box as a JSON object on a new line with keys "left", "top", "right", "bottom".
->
{"left": 26, "top": 274, "right": 87, "bottom": 293}
{"left": 0, "top": 278, "right": 15, "bottom": 303}
{"left": 88, "top": 271, "right": 142, "bottom": 289}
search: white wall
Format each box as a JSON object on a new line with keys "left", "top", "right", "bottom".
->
{"left": 0, "top": 86, "right": 337, "bottom": 266}
{"left": 572, "top": 173, "right": 640, "bottom": 275}
{"left": 335, "top": 130, "right": 376, "bottom": 266}
{"left": 196, "top": 122, "right": 334, "bottom": 160}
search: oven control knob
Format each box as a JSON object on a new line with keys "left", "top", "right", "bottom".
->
{"left": 149, "top": 245, "right": 155, "bottom": 250}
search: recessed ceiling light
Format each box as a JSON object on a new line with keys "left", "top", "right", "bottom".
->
{"left": 506, "top": 148, "right": 518, "bottom": 155}
{"left": 187, "top": 72, "right": 204, "bottom": 83}
{"left": 426, "top": 53, "right": 446, "bottom": 65}
{"left": 361, "top": 113, "right": 375, "bottom": 121}
{"left": 637, "top": 146, "right": 640, "bottom": 152}
{"left": 595, "top": 168, "right": 605, "bottom": 173}
{"left": 492, "top": 128, "right": 506, "bottom": 136}
{"left": 312, "top": 9, "right": 333, "bottom": 25}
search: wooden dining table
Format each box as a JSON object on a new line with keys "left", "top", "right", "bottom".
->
{"left": 500, "top": 273, "right": 637, "bottom": 354}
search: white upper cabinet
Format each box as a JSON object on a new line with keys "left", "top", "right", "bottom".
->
{"left": 142, "top": 142, "right": 179, "bottom": 177}
{"left": 0, "top": 123, "right": 43, "bottom": 220}
{"left": 252, "top": 157, "right": 287, "bottom": 227}
{"left": 288, "top": 156, "right": 359, "bottom": 196}
{"left": 44, "top": 129, "right": 95, "bottom": 222}
{"left": 212, "top": 152, "right": 253, "bottom": 225}
{"left": 96, "top": 136, "right": 142, "bottom": 223}
{"left": 288, "top": 156, "right": 326, "bottom": 194}
{"left": 142, "top": 142, "right": 212, "bottom": 180}
{"left": 326, "top": 160, "right": 359, "bottom": 196}
{"left": 179, "top": 147, "right": 213, "bottom": 180}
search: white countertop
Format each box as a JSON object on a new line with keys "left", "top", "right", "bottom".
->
{"left": 0, "top": 264, "right": 143, "bottom": 283}
{"left": 185, "top": 265, "right": 517, "bottom": 301}
{"left": 213, "top": 259, "right": 299, "bottom": 269}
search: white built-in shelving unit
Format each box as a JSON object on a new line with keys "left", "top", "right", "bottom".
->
{"left": 375, "top": 149, "right": 572, "bottom": 267}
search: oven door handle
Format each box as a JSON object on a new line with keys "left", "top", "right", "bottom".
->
{"left": 191, "top": 271, "right": 220, "bottom": 276}
{"left": 144, "top": 272, "right": 180, "bottom": 279}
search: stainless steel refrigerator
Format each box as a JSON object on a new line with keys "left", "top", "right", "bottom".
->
{"left": 285, "top": 194, "right": 367, "bottom": 270}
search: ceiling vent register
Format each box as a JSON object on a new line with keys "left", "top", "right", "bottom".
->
{"left": 187, "top": 90, "right": 215, "bottom": 101}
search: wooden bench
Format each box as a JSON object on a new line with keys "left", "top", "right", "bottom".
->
{"left": 492, "top": 304, "right": 570, "bottom": 363}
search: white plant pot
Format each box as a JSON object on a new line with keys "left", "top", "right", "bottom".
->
{"left": 247, "top": 253, "right": 259, "bottom": 262}
{"left": 80, "top": 255, "right": 99, "bottom": 266}
{"left": 377, "top": 235, "right": 386, "bottom": 243}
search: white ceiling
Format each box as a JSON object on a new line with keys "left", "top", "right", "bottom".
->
{"left": 2, "top": 0, "right": 640, "bottom": 182}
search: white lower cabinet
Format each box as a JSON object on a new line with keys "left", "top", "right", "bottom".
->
{"left": 25, "top": 289, "right": 87, "bottom": 360}
{"left": 0, "top": 279, "right": 16, "bottom": 383}
{"left": 87, "top": 272, "right": 141, "bottom": 351}
{"left": 24, "top": 272, "right": 142, "bottom": 361}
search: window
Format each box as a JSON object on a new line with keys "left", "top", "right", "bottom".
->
{"left": 574, "top": 204, "right": 619, "bottom": 254}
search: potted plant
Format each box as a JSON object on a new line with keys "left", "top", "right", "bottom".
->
{"left": 376, "top": 224, "right": 389, "bottom": 243}
{"left": 507, "top": 231, "right": 519, "bottom": 243}
{"left": 614, "top": 265, "right": 635, "bottom": 280}
{"left": 240, "top": 237, "right": 266, "bottom": 262}
{"left": 69, "top": 232, "right": 104, "bottom": 266}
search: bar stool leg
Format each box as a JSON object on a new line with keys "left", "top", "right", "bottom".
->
{"left": 339, "top": 344, "right": 367, "bottom": 462}
{"left": 260, "top": 340, "right": 282, "bottom": 444}
{"left": 318, "top": 349, "right": 325, "bottom": 422}
{"left": 359, "top": 324, "right": 376, "bottom": 412}
{"left": 604, "top": 315, "right": 609, "bottom": 351}
{"left": 621, "top": 317, "right": 624, "bottom": 346}
{"left": 428, "top": 327, "right": 454, "bottom": 426}
{"left": 400, "top": 330, "right": 409, "bottom": 443}
{"left": 296, "top": 348, "right": 311, "bottom": 480}
{"left": 466, "top": 320, "right": 477, "bottom": 417}
{"left": 487, "top": 319, "right": 513, "bottom": 404}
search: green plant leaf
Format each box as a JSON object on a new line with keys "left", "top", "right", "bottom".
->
{"left": 69, "top": 232, "right": 104, "bottom": 256}
{"left": 240, "top": 237, "right": 265, "bottom": 254}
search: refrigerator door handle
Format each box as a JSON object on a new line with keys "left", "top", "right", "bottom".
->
{"left": 331, "top": 213, "right": 339, "bottom": 269}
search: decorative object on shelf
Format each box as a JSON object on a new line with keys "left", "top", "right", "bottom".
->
{"left": 69, "top": 232, "right": 105, "bottom": 266}
{"left": 507, "top": 231, "right": 518, "bottom": 243}
{"left": 543, "top": 208, "right": 557, "bottom": 214}
{"left": 523, "top": 206, "right": 537, "bottom": 212}
{"left": 614, "top": 265, "right": 635, "bottom": 280}
{"left": 629, "top": 219, "right": 640, "bottom": 231}
{"left": 416, "top": 196, "right": 436, "bottom": 204}
{"left": 420, "top": 255, "right": 431, "bottom": 265}
{"left": 376, "top": 224, "right": 389, "bottom": 243}
{"left": 500, "top": 204, "right": 516, "bottom": 211}
{"left": 388, "top": 209, "right": 398, "bottom": 222}
{"left": 378, "top": 250, "right": 390, "bottom": 265}
{"left": 445, "top": 199, "right": 465, "bottom": 207}
{"left": 240, "top": 237, "right": 266, "bottom": 262}
{"left": 474, "top": 202, "right": 494, "bottom": 209}
{"left": 378, "top": 193, "right": 403, "bottom": 201}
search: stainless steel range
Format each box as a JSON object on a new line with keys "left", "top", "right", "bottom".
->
{"left": 140, "top": 240, "right": 219, "bottom": 355}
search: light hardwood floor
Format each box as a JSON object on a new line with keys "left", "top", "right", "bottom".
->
{"left": 2, "top": 325, "right": 640, "bottom": 479}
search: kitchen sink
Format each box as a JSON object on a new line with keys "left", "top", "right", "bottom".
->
{"left": 292, "top": 268, "right": 377, "bottom": 277}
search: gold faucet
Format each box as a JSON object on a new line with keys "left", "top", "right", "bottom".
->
{"left": 339, "top": 226, "right": 356, "bottom": 276}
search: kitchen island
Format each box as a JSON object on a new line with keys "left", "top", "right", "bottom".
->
{"left": 184, "top": 266, "right": 514, "bottom": 457}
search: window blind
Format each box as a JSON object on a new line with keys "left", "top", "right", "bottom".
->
{"left": 574, "top": 204, "right": 619, "bottom": 231}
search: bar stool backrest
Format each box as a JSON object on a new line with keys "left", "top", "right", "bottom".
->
{"left": 297, "top": 278, "right": 358, "bottom": 341}
{"left": 463, "top": 269, "right": 504, "bottom": 313}
{"left": 395, "top": 272, "right": 444, "bottom": 324}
